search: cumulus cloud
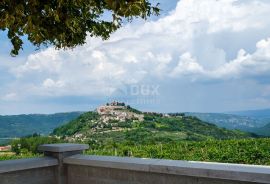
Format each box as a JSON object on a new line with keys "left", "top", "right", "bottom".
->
{"left": 170, "top": 53, "right": 204, "bottom": 78}
{"left": 3, "top": 0, "right": 270, "bottom": 112}
{"left": 170, "top": 38, "right": 270, "bottom": 81}
{"left": 209, "top": 38, "right": 270, "bottom": 79}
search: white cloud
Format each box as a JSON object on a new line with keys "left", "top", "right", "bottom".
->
{"left": 209, "top": 38, "right": 270, "bottom": 79}
{"left": 4, "top": 0, "right": 270, "bottom": 106}
{"left": 13, "top": 48, "right": 62, "bottom": 77}
{"left": 169, "top": 38, "right": 270, "bottom": 80}
{"left": 1, "top": 93, "right": 18, "bottom": 101}
{"left": 43, "top": 78, "right": 65, "bottom": 89}
{"left": 170, "top": 53, "right": 204, "bottom": 78}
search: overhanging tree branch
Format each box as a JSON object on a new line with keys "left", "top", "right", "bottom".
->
{"left": 0, "top": 0, "right": 160, "bottom": 56}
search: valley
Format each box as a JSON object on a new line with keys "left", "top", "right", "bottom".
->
{"left": 1, "top": 102, "right": 270, "bottom": 165}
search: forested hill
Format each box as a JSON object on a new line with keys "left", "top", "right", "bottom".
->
{"left": 53, "top": 104, "right": 257, "bottom": 147}
{"left": 0, "top": 112, "right": 83, "bottom": 137}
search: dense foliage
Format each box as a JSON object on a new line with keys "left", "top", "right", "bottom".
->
{"left": 11, "top": 135, "right": 62, "bottom": 154}
{"left": 2, "top": 136, "right": 270, "bottom": 165}
{"left": 0, "top": 135, "right": 61, "bottom": 161}
{"left": 86, "top": 138, "right": 270, "bottom": 165}
{"left": 0, "top": 153, "right": 37, "bottom": 161}
{"left": 53, "top": 111, "right": 100, "bottom": 136}
{"left": 0, "top": 112, "right": 82, "bottom": 138}
{"left": 0, "top": 0, "right": 160, "bottom": 56}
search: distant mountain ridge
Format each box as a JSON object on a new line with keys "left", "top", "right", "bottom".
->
{"left": 228, "top": 108, "right": 270, "bottom": 119}
{"left": 0, "top": 112, "right": 83, "bottom": 138}
{"left": 254, "top": 123, "right": 270, "bottom": 136}
{"left": 186, "top": 112, "right": 262, "bottom": 129}
{"left": 187, "top": 109, "right": 270, "bottom": 136}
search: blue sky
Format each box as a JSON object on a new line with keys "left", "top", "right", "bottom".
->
{"left": 1, "top": 0, "right": 270, "bottom": 114}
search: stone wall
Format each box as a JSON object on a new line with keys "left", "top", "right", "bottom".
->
{"left": 0, "top": 157, "right": 58, "bottom": 184}
{"left": 0, "top": 144, "right": 269, "bottom": 184}
{"left": 1, "top": 167, "right": 56, "bottom": 184}
{"left": 67, "top": 165, "right": 256, "bottom": 184}
{"left": 64, "top": 154, "right": 270, "bottom": 184}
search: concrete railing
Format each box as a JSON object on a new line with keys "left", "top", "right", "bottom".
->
{"left": 0, "top": 143, "right": 270, "bottom": 184}
{"left": 0, "top": 157, "right": 58, "bottom": 184}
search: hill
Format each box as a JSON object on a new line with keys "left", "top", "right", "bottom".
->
{"left": 229, "top": 108, "right": 270, "bottom": 119}
{"left": 187, "top": 112, "right": 270, "bottom": 136}
{"left": 0, "top": 112, "right": 83, "bottom": 138}
{"left": 5, "top": 103, "right": 267, "bottom": 165}
{"left": 53, "top": 103, "right": 257, "bottom": 147}
{"left": 229, "top": 109, "right": 270, "bottom": 130}
{"left": 254, "top": 123, "right": 270, "bottom": 136}
{"left": 186, "top": 112, "right": 260, "bottom": 130}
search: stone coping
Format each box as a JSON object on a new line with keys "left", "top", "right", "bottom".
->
{"left": 64, "top": 155, "right": 270, "bottom": 183}
{"left": 38, "top": 143, "right": 89, "bottom": 153}
{"left": 0, "top": 157, "right": 58, "bottom": 174}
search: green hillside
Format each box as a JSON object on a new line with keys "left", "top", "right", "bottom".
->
{"left": 0, "top": 112, "right": 83, "bottom": 138}
{"left": 53, "top": 108, "right": 257, "bottom": 148}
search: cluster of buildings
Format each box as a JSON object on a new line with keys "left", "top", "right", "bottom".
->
{"left": 97, "top": 101, "right": 126, "bottom": 115}
{"left": 96, "top": 101, "right": 144, "bottom": 122}
{"left": 0, "top": 145, "right": 11, "bottom": 152}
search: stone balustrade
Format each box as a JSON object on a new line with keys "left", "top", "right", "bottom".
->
{"left": 0, "top": 143, "right": 269, "bottom": 184}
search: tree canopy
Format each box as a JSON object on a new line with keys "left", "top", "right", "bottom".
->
{"left": 0, "top": 0, "right": 160, "bottom": 56}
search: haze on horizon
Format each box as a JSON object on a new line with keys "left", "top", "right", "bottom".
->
{"left": 1, "top": 0, "right": 270, "bottom": 115}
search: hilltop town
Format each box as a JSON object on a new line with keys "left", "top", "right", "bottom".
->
{"left": 53, "top": 102, "right": 256, "bottom": 148}
{"left": 96, "top": 101, "right": 144, "bottom": 122}
{"left": 60, "top": 102, "right": 145, "bottom": 142}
